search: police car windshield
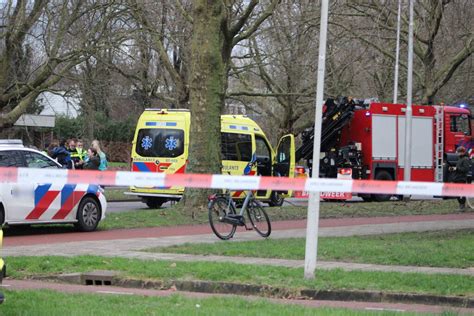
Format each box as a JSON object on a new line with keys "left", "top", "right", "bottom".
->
{"left": 137, "top": 129, "right": 184, "bottom": 158}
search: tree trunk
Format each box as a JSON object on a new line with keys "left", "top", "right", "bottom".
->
{"left": 182, "top": 1, "right": 226, "bottom": 217}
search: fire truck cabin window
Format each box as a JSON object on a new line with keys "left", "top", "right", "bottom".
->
{"left": 450, "top": 115, "right": 471, "bottom": 135}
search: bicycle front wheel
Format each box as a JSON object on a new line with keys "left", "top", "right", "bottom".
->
{"left": 247, "top": 201, "right": 271, "bottom": 237}
{"left": 208, "top": 197, "right": 237, "bottom": 240}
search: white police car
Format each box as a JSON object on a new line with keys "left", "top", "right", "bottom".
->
{"left": 0, "top": 140, "right": 107, "bottom": 231}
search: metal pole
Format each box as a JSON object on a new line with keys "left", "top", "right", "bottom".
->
{"left": 404, "top": 0, "right": 414, "bottom": 182}
{"left": 393, "top": 0, "right": 402, "bottom": 104}
{"left": 304, "top": 0, "right": 329, "bottom": 280}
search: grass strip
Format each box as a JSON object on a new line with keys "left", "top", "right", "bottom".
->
{"left": 1, "top": 289, "right": 418, "bottom": 316}
{"left": 150, "top": 230, "right": 474, "bottom": 269}
{"left": 99, "top": 199, "right": 460, "bottom": 230}
{"left": 6, "top": 256, "right": 474, "bottom": 297}
{"left": 104, "top": 188, "right": 139, "bottom": 201}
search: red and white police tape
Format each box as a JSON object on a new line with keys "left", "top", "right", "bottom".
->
{"left": 0, "top": 167, "right": 473, "bottom": 197}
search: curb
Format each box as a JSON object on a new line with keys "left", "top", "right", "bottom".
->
{"left": 42, "top": 273, "right": 474, "bottom": 308}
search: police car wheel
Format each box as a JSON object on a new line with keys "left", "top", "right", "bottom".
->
{"left": 75, "top": 197, "right": 101, "bottom": 232}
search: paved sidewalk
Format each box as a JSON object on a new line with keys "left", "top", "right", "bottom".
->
{"left": 4, "top": 218, "right": 474, "bottom": 276}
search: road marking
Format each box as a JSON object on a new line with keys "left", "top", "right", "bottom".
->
{"left": 96, "top": 290, "right": 134, "bottom": 295}
{"left": 0, "top": 284, "right": 11, "bottom": 287}
{"left": 365, "top": 307, "right": 405, "bottom": 312}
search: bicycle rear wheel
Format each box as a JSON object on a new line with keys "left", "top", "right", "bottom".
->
{"left": 247, "top": 200, "right": 271, "bottom": 237}
{"left": 208, "top": 197, "right": 237, "bottom": 240}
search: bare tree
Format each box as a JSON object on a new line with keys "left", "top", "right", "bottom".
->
{"left": 228, "top": 1, "right": 358, "bottom": 137}
{"left": 333, "top": 0, "right": 473, "bottom": 104}
{"left": 180, "top": 0, "right": 279, "bottom": 215}
{"left": 0, "top": 0, "right": 123, "bottom": 128}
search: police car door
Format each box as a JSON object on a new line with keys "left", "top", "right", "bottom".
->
{"left": 17, "top": 151, "right": 63, "bottom": 223}
{"left": 0, "top": 150, "right": 27, "bottom": 223}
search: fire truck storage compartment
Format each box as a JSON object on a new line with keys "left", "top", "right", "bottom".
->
{"left": 372, "top": 115, "right": 397, "bottom": 160}
{"left": 397, "top": 116, "right": 433, "bottom": 168}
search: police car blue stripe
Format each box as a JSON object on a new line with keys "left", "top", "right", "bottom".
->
{"left": 61, "top": 184, "right": 76, "bottom": 206}
{"left": 87, "top": 185, "right": 99, "bottom": 195}
{"left": 166, "top": 122, "right": 177, "bottom": 126}
{"left": 35, "top": 184, "right": 52, "bottom": 206}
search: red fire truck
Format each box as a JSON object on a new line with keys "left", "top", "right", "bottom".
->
{"left": 296, "top": 98, "right": 474, "bottom": 201}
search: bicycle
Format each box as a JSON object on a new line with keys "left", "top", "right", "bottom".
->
{"left": 208, "top": 190, "right": 271, "bottom": 240}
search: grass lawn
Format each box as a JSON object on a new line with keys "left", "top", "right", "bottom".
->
{"left": 104, "top": 187, "right": 139, "bottom": 201}
{"left": 99, "top": 199, "right": 460, "bottom": 230}
{"left": 6, "top": 256, "right": 474, "bottom": 297}
{"left": 107, "top": 161, "right": 130, "bottom": 169}
{"left": 1, "top": 290, "right": 418, "bottom": 316}
{"left": 149, "top": 230, "right": 474, "bottom": 269}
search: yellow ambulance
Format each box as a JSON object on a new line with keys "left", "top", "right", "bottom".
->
{"left": 128, "top": 109, "right": 295, "bottom": 208}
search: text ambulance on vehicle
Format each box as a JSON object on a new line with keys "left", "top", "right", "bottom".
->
{"left": 128, "top": 109, "right": 295, "bottom": 208}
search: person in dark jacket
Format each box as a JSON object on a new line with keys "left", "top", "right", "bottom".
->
{"left": 83, "top": 148, "right": 100, "bottom": 170}
{"left": 51, "top": 139, "right": 72, "bottom": 168}
{"left": 451, "top": 146, "right": 471, "bottom": 210}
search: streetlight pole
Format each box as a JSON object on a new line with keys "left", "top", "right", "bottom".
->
{"left": 304, "top": 0, "right": 329, "bottom": 280}
{"left": 404, "top": 0, "right": 414, "bottom": 183}
{"left": 393, "top": 0, "right": 402, "bottom": 104}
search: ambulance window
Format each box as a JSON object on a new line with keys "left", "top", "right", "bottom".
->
{"left": 255, "top": 136, "right": 271, "bottom": 160}
{"left": 450, "top": 115, "right": 471, "bottom": 135}
{"left": 221, "top": 133, "right": 252, "bottom": 161}
{"left": 136, "top": 129, "right": 184, "bottom": 157}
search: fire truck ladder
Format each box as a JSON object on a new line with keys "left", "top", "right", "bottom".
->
{"left": 434, "top": 106, "right": 444, "bottom": 182}
{"left": 295, "top": 98, "right": 356, "bottom": 162}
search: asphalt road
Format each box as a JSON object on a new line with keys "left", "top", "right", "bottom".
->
{"left": 106, "top": 196, "right": 439, "bottom": 214}
{"left": 106, "top": 199, "right": 309, "bottom": 214}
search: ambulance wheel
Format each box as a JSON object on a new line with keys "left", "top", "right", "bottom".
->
{"left": 75, "top": 197, "right": 101, "bottom": 232}
{"left": 145, "top": 197, "right": 165, "bottom": 209}
{"left": 372, "top": 170, "right": 393, "bottom": 202}
{"left": 268, "top": 191, "right": 284, "bottom": 207}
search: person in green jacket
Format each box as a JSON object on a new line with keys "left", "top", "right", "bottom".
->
{"left": 92, "top": 139, "right": 108, "bottom": 171}
{"left": 451, "top": 146, "right": 471, "bottom": 211}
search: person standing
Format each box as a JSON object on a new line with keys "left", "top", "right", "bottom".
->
{"left": 92, "top": 139, "right": 108, "bottom": 171}
{"left": 451, "top": 146, "right": 471, "bottom": 211}
{"left": 51, "top": 139, "right": 72, "bottom": 169}
{"left": 83, "top": 148, "right": 100, "bottom": 170}
{"left": 68, "top": 139, "right": 82, "bottom": 169}
{"left": 76, "top": 140, "right": 87, "bottom": 161}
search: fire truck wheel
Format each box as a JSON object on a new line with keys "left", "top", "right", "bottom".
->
{"left": 268, "top": 191, "right": 284, "bottom": 207}
{"left": 361, "top": 196, "right": 373, "bottom": 202}
{"left": 372, "top": 170, "right": 393, "bottom": 202}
